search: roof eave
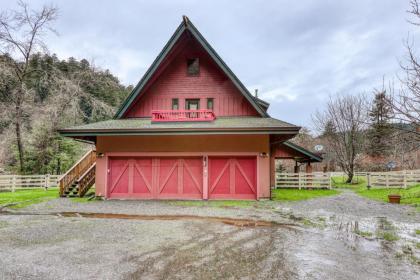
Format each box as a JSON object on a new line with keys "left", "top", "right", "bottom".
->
{"left": 283, "top": 141, "right": 323, "bottom": 162}
{"left": 59, "top": 127, "right": 300, "bottom": 137}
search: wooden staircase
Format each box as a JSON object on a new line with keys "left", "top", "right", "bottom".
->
{"left": 59, "top": 149, "right": 97, "bottom": 197}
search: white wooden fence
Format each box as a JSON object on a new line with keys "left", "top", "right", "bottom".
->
{"left": 0, "top": 175, "right": 60, "bottom": 192}
{"left": 367, "top": 171, "right": 420, "bottom": 189}
{"left": 276, "top": 170, "right": 420, "bottom": 189}
{"left": 276, "top": 172, "right": 332, "bottom": 189}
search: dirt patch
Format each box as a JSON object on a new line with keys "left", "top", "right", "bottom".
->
{"left": 0, "top": 210, "right": 296, "bottom": 228}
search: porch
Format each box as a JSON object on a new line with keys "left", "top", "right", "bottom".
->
{"left": 270, "top": 141, "right": 323, "bottom": 189}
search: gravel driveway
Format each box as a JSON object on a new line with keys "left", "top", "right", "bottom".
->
{"left": 0, "top": 191, "right": 419, "bottom": 279}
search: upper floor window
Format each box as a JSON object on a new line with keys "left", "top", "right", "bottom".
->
{"left": 172, "top": 98, "right": 179, "bottom": 110}
{"left": 207, "top": 98, "right": 214, "bottom": 110}
{"left": 185, "top": 99, "right": 200, "bottom": 110}
{"left": 187, "top": 58, "right": 199, "bottom": 76}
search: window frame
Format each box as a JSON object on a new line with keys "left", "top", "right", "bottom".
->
{"left": 207, "top": 98, "right": 214, "bottom": 110}
{"left": 185, "top": 99, "right": 200, "bottom": 110}
{"left": 171, "top": 98, "right": 179, "bottom": 110}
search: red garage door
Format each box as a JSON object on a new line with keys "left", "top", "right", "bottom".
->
{"left": 208, "top": 157, "right": 257, "bottom": 199}
{"left": 108, "top": 157, "right": 203, "bottom": 199}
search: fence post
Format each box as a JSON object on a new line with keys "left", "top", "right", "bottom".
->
{"left": 298, "top": 173, "right": 301, "bottom": 190}
{"left": 386, "top": 173, "right": 389, "bottom": 188}
{"left": 329, "top": 173, "right": 332, "bottom": 189}
{"left": 367, "top": 173, "right": 371, "bottom": 189}
{"left": 44, "top": 174, "right": 50, "bottom": 190}
{"left": 403, "top": 171, "right": 407, "bottom": 189}
{"left": 11, "top": 175, "right": 16, "bottom": 192}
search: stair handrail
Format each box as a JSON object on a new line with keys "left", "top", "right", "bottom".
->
{"left": 59, "top": 149, "right": 96, "bottom": 196}
{"left": 78, "top": 162, "right": 96, "bottom": 197}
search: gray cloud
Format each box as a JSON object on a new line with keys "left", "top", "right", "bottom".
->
{"left": 1, "top": 0, "right": 417, "bottom": 127}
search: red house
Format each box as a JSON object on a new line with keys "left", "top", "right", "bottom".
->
{"left": 59, "top": 16, "right": 321, "bottom": 200}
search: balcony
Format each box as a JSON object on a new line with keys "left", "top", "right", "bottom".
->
{"left": 151, "top": 109, "right": 216, "bottom": 122}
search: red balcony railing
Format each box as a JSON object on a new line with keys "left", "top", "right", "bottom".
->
{"left": 151, "top": 109, "right": 216, "bottom": 122}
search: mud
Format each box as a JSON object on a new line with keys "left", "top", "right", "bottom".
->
{"left": 0, "top": 210, "right": 295, "bottom": 228}
{"left": 0, "top": 193, "right": 419, "bottom": 279}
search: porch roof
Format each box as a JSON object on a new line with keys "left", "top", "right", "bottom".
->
{"left": 281, "top": 141, "right": 323, "bottom": 163}
{"left": 59, "top": 117, "right": 300, "bottom": 137}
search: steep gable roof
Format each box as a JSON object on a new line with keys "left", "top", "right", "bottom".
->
{"left": 114, "top": 16, "right": 269, "bottom": 118}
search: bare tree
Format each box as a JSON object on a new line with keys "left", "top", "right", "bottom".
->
{"left": 314, "top": 94, "right": 368, "bottom": 183}
{"left": 0, "top": 1, "right": 57, "bottom": 172}
{"left": 384, "top": 0, "right": 420, "bottom": 130}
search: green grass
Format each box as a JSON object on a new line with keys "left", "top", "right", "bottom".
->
{"left": 69, "top": 190, "right": 96, "bottom": 203}
{"left": 0, "top": 188, "right": 58, "bottom": 209}
{"left": 332, "top": 175, "right": 420, "bottom": 209}
{"left": 415, "top": 229, "right": 420, "bottom": 235}
{"left": 170, "top": 189, "right": 340, "bottom": 208}
{"left": 271, "top": 188, "right": 339, "bottom": 201}
{"left": 355, "top": 230, "right": 374, "bottom": 238}
{"left": 331, "top": 176, "right": 367, "bottom": 189}
{"left": 378, "top": 231, "right": 399, "bottom": 242}
{"left": 356, "top": 185, "right": 420, "bottom": 206}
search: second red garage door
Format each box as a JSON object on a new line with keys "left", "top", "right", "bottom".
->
{"left": 108, "top": 157, "right": 203, "bottom": 199}
{"left": 208, "top": 157, "right": 257, "bottom": 199}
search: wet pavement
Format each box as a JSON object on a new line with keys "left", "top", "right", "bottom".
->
{"left": 0, "top": 192, "right": 419, "bottom": 279}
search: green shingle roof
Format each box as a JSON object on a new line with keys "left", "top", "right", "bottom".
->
{"left": 59, "top": 117, "right": 300, "bottom": 136}
{"left": 283, "top": 141, "right": 322, "bottom": 162}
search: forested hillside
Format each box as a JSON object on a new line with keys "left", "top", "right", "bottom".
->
{"left": 0, "top": 53, "right": 131, "bottom": 174}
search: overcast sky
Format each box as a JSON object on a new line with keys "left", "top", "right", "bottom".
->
{"left": 1, "top": 0, "right": 418, "bottom": 127}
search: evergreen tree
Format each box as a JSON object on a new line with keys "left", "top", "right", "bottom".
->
{"left": 367, "top": 90, "right": 393, "bottom": 157}
{"left": 0, "top": 53, "right": 131, "bottom": 174}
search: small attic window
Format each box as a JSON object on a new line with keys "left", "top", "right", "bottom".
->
{"left": 187, "top": 58, "right": 199, "bottom": 76}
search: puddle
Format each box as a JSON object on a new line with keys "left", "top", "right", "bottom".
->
{"left": 0, "top": 210, "right": 296, "bottom": 228}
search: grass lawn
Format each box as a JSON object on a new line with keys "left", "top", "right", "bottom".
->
{"left": 356, "top": 185, "right": 420, "bottom": 206}
{"left": 0, "top": 188, "right": 59, "bottom": 209}
{"left": 331, "top": 176, "right": 367, "bottom": 189}
{"left": 331, "top": 175, "right": 420, "bottom": 209}
{"left": 271, "top": 188, "right": 339, "bottom": 201}
{"left": 171, "top": 189, "right": 340, "bottom": 208}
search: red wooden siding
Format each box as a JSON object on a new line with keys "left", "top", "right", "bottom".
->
{"left": 125, "top": 38, "right": 258, "bottom": 118}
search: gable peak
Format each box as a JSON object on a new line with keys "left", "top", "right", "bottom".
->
{"left": 182, "top": 15, "right": 190, "bottom": 26}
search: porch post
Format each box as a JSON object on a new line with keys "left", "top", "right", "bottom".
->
{"left": 270, "top": 154, "right": 276, "bottom": 189}
{"left": 305, "top": 162, "right": 312, "bottom": 173}
{"left": 294, "top": 161, "right": 299, "bottom": 173}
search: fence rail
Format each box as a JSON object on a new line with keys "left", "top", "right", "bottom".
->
{"left": 367, "top": 171, "right": 420, "bottom": 189}
{"left": 276, "top": 173, "right": 331, "bottom": 189}
{"left": 0, "top": 174, "right": 60, "bottom": 192}
{"left": 276, "top": 170, "right": 420, "bottom": 189}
